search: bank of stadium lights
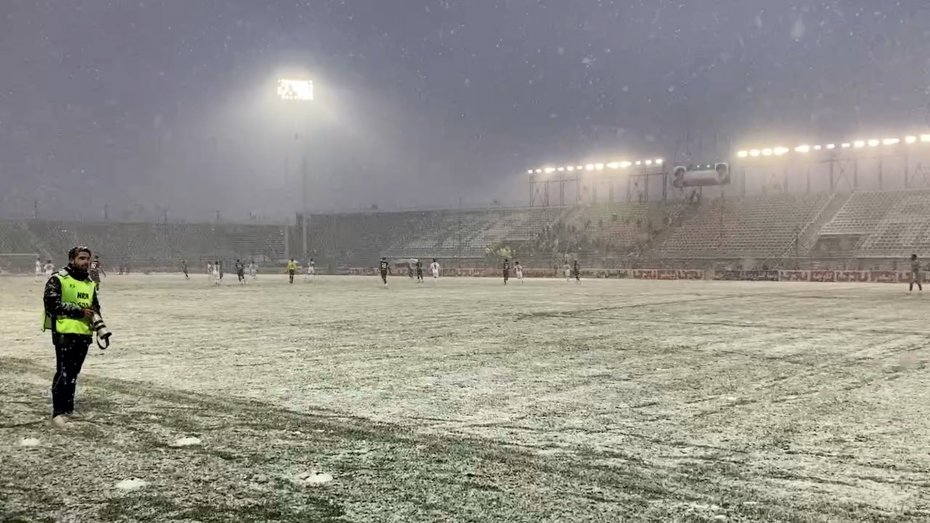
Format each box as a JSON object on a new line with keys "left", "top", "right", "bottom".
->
{"left": 277, "top": 79, "right": 314, "bottom": 101}
{"left": 737, "top": 132, "right": 930, "bottom": 160}
{"left": 527, "top": 158, "right": 663, "bottom": 175}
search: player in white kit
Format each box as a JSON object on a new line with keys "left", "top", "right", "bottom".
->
{"left": 514, "top": 261, "right": 524, "bottom": 283}
{"left": 305, "top": 258, "right": 315, "bottom": 281}
{"left": 212, "top": 260, "right": 221, "bottom": 286}
{"left": 35, "top": 258, "right": 43, "bottom": 281}
{"left": 248, "top": 260, "right": 257, "bottom": 280}
{"left": 563, "top": 263, "right": 571, "bottom": 281}
{"left": 206, "top": 261, "right": 213, "bottom": 278}
{"left": 43, "top": 260, "right": 55, "bottom": 278}
{"left": 430, "top": 259, "right": 441, "bottom": 281}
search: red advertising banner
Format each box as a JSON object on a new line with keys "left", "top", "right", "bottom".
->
{"left": 835, "top": 270, "right": 869, "bottom": 282}
{"left": 656, "top": 269, "right": 678, "bottom": 280}
{"left": 869, "top": 270, "right": 898, "bottom": 283}
{"left": 677, "top": 269, "right": 705, "bottom": 280}
{"left": 779, "top": 270, "right": 810, "bottom": 281}
{"left": 633, "top": 269, "right": 657, "bottom": 280}
{"left": 810, "top": 270, "right": 835, "bottom": 282}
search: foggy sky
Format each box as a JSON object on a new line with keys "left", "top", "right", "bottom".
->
{"left": 1, "top": 0, "right": 928, "bottom": 222}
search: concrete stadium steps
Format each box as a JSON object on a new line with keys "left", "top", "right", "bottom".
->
{"left": 657, "top": 193, "right": 828, "bottom": 258}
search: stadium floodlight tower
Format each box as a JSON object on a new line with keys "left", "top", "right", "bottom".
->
{"left": 277, "top": 78, "right": 314, "bottom": 258}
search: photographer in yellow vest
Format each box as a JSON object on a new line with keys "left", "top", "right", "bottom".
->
{"left": 42, "top": 246, "right": 102, "bottom": 428}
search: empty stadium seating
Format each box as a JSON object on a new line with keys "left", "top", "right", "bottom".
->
{"left": 658, "top": 193, "right": 828, "bottom": 258}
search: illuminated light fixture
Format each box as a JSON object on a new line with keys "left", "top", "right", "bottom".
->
{"left": 921, "top": 134, "right": 930, "bottom": 143}
{"left": 655, "top": 158, "right": 664, "bottom": 164}
{"left": 576, "top": 165, "right": 584, "bottom": 170}
{"left": 748, "top": 149, "right": 760, "bottom": 157}
{"left": 594, "top": 163, "right": 605, "bottom": 170}
{"left": 635, "top": 161, "right": 642, "bottom": 165}
{"left": 277, "top": 79, "right": 314, "bottom": 101}
{"left": 813, "top": 145, "right": 822, "bottom": 151}
{"left": 585, "top": 164, "right": 595, "bottom": 171}
{"left": 826, "top": 144, "right": 836, "bottom": 150}
{"left": 527, "top": 170, "right": 533, "bottom": 174}
{"left": 773, "top": 147, "right": 789, "bottom": 156}
{"left": 606, "top": 162, "right": 620, "bottom": 169}
{"left": 841, "top": 143, "right": 852, "bottom": 148}
{"left": 853, "top": 140, "right": 866, "bottom": 148}
{"left": 544, "top": 167, "right": 556, "bottom": 174}
{"left": 645, "top": 159, "right": 653, "bottom": 165}
{"left": 882, "top": 138, "right": 900, "bottom": 146}
{"left": 535, "top": 169, "right": 542, "bottom": 173}
{"left": 737, "top": 151, "right": 749, "bottom": 158}
{"left": 566, "top": 166, "right": 575, "bottom": 172}
{"left": 557, "top": 167, "right": 565, "bottom": 171}
{"left": 867, "top": 139, "right": 880, "bottom": 147}
{"left": 795, "top": 145, "right": 811, "bottom": 153}
{"left": 619, "top": 161, "right": 632, "bottom": 168}
{"left": 905, "top": 135, "right": 918, "bottom": 144}
{"left": 761, "top": 148, "right": 773, "bottom": 156}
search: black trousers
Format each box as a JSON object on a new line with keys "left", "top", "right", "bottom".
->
{"left": 51, "top": 333, "right": 91, "bottom": 417}
{"left": 380, "top": 270, "right": 388, "bottom": 284}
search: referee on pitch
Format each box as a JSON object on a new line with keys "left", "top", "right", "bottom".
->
{"left": 42, "top": 246, "right": 102, "bottom": 428}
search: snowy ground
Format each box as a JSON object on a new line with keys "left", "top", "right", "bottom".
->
{"left": 2, "top": 273, "right": 930, "bottom": 521}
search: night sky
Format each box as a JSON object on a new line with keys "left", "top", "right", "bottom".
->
{"left": 1, "top": 0, "right": 928, "bottom": 222}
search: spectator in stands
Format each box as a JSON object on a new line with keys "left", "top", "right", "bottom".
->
{"left": 42, "top": 246, "right": 103, "bottom": 429}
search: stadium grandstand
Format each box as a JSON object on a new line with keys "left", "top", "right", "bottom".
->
{"left": 4, "top": 133, "right": 930, "bottom": 274}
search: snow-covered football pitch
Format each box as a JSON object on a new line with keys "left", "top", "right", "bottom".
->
{"left": 2, "top": 273, "right": 930, "bottom": 522}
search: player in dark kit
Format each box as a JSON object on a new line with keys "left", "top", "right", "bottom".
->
{"left": 910, "top": 254, "right": 923, "bottom": 293}
{"left": 89, "top": 255, "right": 106, "bottom": 289}
{"left": 181, "top": 259, "right": 189, "bottom": 279}
{"left": 415, "top": 259, "right": 424, "bottom": 283}
{"left": 502, "top": 258, "right": 510, "bottom": 285}
{"left": 235, "top": 259, "right": 245, "bottom": 284}
{"left": 379, "top": 257, "right": 390, "bottom": 286}
{"left": 572, "top": 260, "right": 581, "bottom": 283}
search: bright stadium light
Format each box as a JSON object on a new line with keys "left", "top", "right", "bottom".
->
{"left": 544, "top": 167, "right": 556, "bottom": 174}
{"left": 635, "top": 160, "right": 642, "bottom": 165}
{"left": 749, "top": 149, "right": 760, "bottom": 157}
{"left": 773, "top": 147, "right": 789, "bottom": 156}
{"left": 557, "top": 167, "right": 565, "bottom": 171}
{"left": 277, "top": 79, "right": 314, "bottom": 101}
{"left": 566, "top": 166, "right": 575, "bottom": 172}
{"left": 867, "top": 139, "right": 880, "bottom": 147}
{"left": 905, "top": 135, "right": 918, "bottom": 144}
{"left": 607, "top": 162, "right": 620, "bottom": 169}
{"left": 594, "top": 163, "right": 605, "bottom": 170}
{"left": 584, "top": 164, "right": 595, "bottom": 171}
{"left": 795, "top": 145, "right": 811, "bottom": 153}
{"left": 644, "top": 159, "right": 653, "bottom": 165}
{"left": 535, "top": 169, "right": 542, "bottom": 173}
{"left": 737, "top": 151, "right": 749, "bottom": 158}
{"left": 853, "top": 140, "right": 866, "bottom": 148}
{"left": 761, "top": 148, "right": 773, "bottom": 156}
{"left": 826, "top": 144, "right": 836, "bottom": 150}
{"left": 882, "top": 138, "right": 900, "bottom": 146}
{"left": 527, "top": 170, "right": 533, "bottom": 174}
{"left": 655, "top": 158, "right": 664, "bottom": 164}
{"left": 620, "top": 161, "right": 632, "bottom": 168}
{"left": 841, "top": 143, "right": 852, "bottom": 148}
{"left": 576, "top": 165, "right": 584, "bottom": 170}
{"left": 921, "top": 134, "right": 930, "bottom": 143}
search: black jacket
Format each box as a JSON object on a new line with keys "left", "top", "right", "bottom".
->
{"left": 44, "top": 265, "right": 102, "bottom": 326}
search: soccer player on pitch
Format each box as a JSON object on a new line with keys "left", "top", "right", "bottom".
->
{"left": 514, "top": 260, "right": 524, "bottom": 283}
{"left": 287, "top": 258, "right": 298, "bottom": 284}
{"left": 248, "top": 259, "right": 257, "bottom": 280}
{"left": 415, "top": 259, "right": 424, "bottom": 283}
{"left": 35, "top": 257, "right": 43, "bottom": 281}
{"left": 181, "top": 259, "right": 189, "bottom": 279}
{"left": 572, "top": 259, "right": 581, "bottom": 284}
{"left": 305, "top": 258, "right": 315, "bottom": 281}
{"left": 379, "top": 257, "right": 390, "bottom": 286}
{"left": 235, "top": 259, "right": 246, "bottom": 284}
{"left": 44, "top": 259, "right": 55, "bottom": 278}
{"left": 430, "top": 258, "right": 441, "bottom": 281}
{"left": 910, "top": 254, "right": 923, "bottom": 293}
{"left": 502, "top": 258, "right": 511, "bottom": 285}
